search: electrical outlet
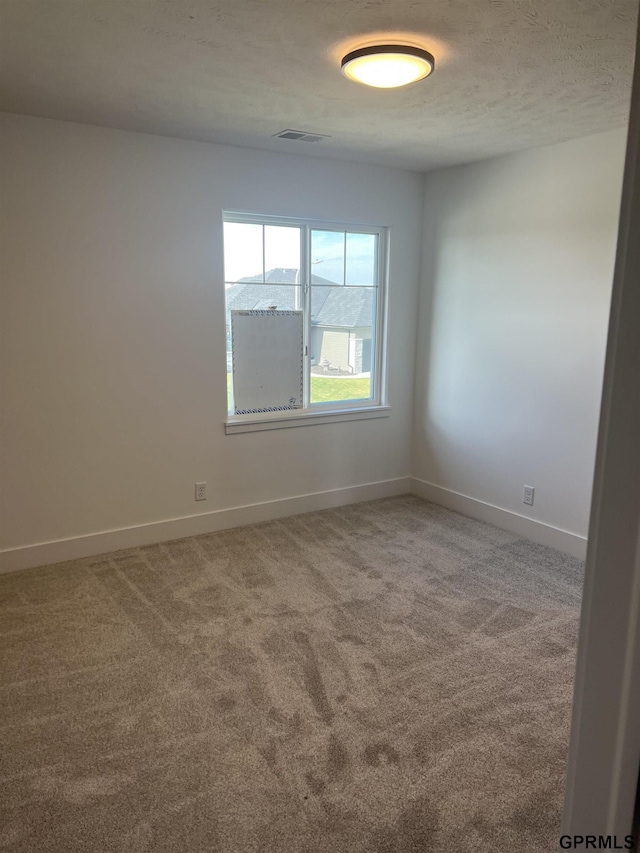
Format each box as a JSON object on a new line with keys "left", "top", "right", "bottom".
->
{"left": 523, "top": 485, "right": 535, "bottom": 506}
{"left": 195, "top": 482, "right": 207, "bottom": 502}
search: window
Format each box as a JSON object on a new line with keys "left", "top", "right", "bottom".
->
{"left": 223, "top": 213, "right": 389, "bottom": 433}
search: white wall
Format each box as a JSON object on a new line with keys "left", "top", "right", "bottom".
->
{"left": 0, "top": 113, "right": 424, "bottom": 553}
{"left": 0, "top": 113, "right": 627, "bottom": 562}
{"left": 413, "top": 129, "right": 627, "bottom": 540}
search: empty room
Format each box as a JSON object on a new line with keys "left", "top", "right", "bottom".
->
{"left": 1, "top": 1, "right": 639, "bottom": 851}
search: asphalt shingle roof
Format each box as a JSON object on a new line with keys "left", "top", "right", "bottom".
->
{"left": 226, "top": 268, "right": 373, "bottom": 328}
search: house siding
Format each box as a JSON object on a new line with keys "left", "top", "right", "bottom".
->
{"left": 319, "top": 329, "right": 350, "bottom": 371}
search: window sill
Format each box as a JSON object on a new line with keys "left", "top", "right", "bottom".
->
{"left": 225, "top": 405, "right": 391, "bottom": 435}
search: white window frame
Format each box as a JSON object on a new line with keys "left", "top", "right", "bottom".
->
{"left": 223, "top": 211, "right": 390, "bottom": 434}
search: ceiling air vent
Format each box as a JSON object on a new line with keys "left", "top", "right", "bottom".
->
{"left": 273, "top": 129, "right": 331, "bottom": 143}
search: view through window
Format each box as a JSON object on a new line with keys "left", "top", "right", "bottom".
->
{"left": 223, "top": 214, "right": 387, "bottom": 419}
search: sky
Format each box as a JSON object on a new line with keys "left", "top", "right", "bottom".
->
{"left": 223, "top": 222, "right": 378, "bottom": 287}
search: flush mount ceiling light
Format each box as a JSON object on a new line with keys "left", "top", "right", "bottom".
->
{"left": 341, "top": 44, "right": 435, "bottom": 89}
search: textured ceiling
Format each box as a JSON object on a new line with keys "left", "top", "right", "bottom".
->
{"left": 0, "top": 0, "right": 637, "bottom": 171}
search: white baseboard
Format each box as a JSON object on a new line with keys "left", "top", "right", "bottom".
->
{"left": 0, "top": 477, "right": 412, "bottom": 575}
{"left": 0, "top": 476, "right": 587, "bottom": 574}
{"left": 410, "top": 478, "right": 587, "bottom": 560}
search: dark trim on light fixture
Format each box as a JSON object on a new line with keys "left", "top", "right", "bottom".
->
{"left": 341, "top": 44, "right": 435, "bottom": 71}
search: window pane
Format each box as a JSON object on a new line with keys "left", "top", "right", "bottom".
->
{"left": 310, "top": 285, "right": 375, "bottom": 403}
{"left": 224, "top": 222, "right": 263, "bottom": 283}
{"left": 311, "top": 230, "right": 345, "bottom": 285}
{"left": 346, "top": 232, "right": 378, "bottom": 286}
{"left": 264, "top": 226, "right": 301, "bottom": 283}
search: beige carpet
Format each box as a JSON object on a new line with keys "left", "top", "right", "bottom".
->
{"left": 0, "top": 496, "right": 583, "bottom": 852}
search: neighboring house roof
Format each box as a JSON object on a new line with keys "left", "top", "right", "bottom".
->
{"left": 226, "top": 283, "right": 300, "bottom": 313}
{"left": 225, "top": 268, "right": 372, "bottom": 329}
{"left": 311, "top": 287, "right": 373, "bottom": 328}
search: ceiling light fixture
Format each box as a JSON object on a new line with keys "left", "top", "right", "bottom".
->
{"left": 341, "top": 44, "right": 435, "bottom": 89}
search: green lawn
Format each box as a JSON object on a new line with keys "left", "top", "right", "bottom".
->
{"left": 310, "top": 376, "right": 371, "bottom": 403}
{"left": 227, "top": 374, "right": 370, "bottom": 410}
